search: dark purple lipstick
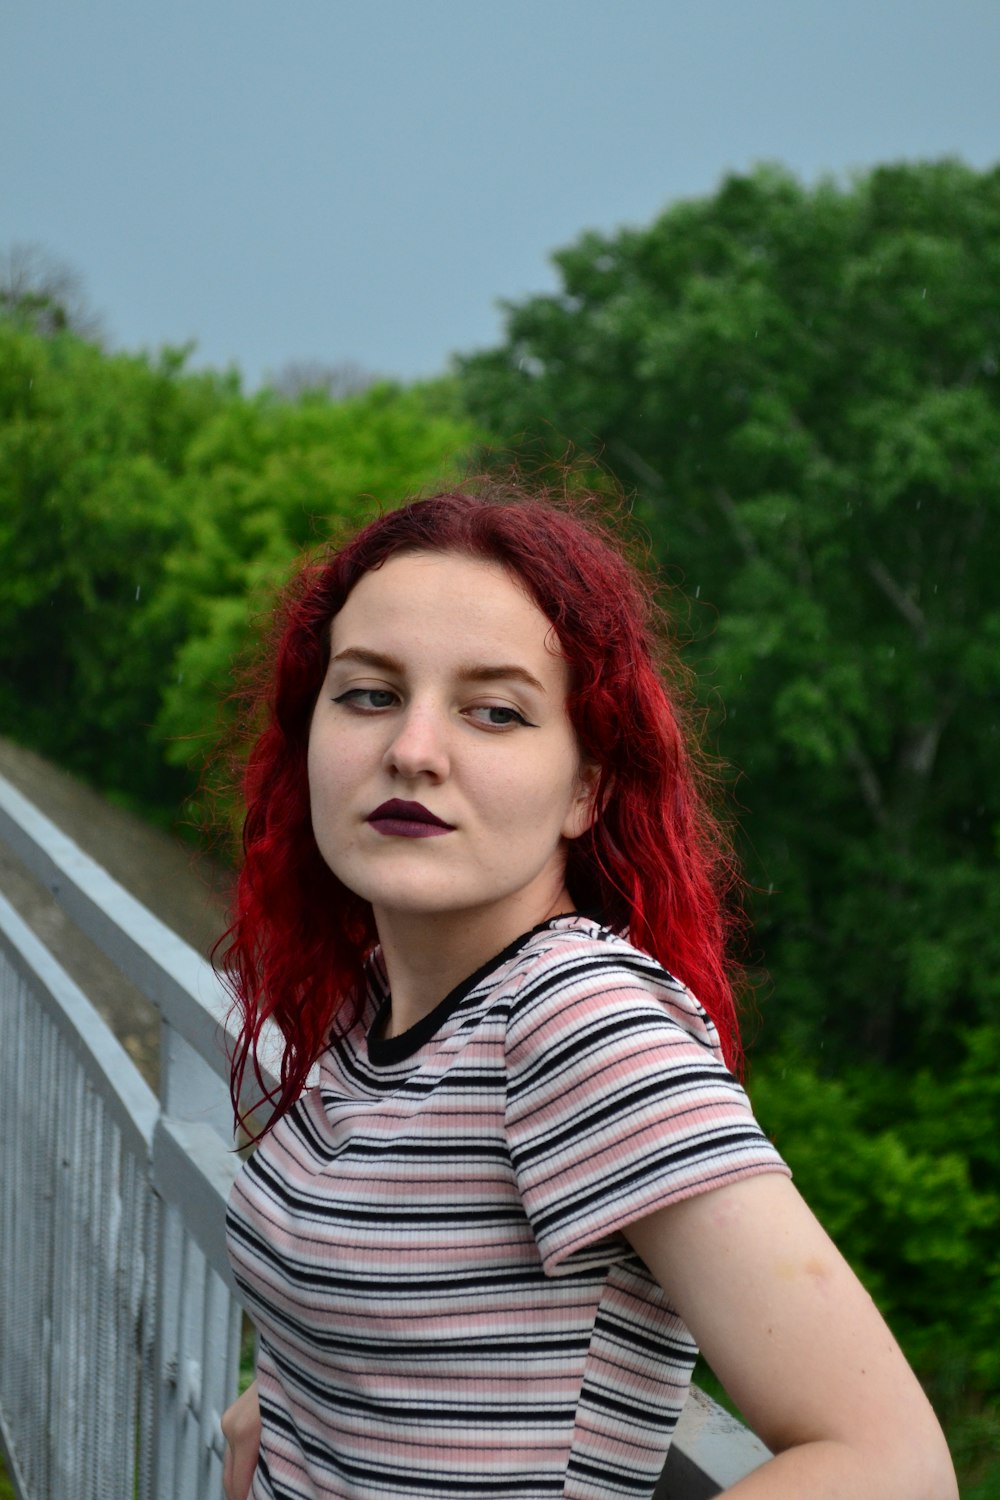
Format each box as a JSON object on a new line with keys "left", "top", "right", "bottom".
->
{"left": 367, "top": 799, "right": 454, "bottom": 838}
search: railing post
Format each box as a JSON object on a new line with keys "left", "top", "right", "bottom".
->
{"left": 161, "top": 1014, "right": 234, "bottom": 1139}
{"left": 150, "top": 1197, "right": 183, "bottom": 1500}
{"left": 655, "top": 1385, "right": 772, "bottom": 1497}
{"left": 149, "top": 1013, "right": 238, "bottom": 1496}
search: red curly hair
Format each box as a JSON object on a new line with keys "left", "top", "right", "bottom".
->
{"left": 221, "top": 483, "right": 744, "bottom": 1137}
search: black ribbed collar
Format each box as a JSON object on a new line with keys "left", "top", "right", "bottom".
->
{"left": 365, "top": 913, "right": 599, "bottom": 1066}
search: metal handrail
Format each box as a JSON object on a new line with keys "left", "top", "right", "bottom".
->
{"left": 0, "top": 769, "right": 768, "bottom": 1498}
{"left": 0, "top": 774, "right": 245, "bottom": 1498}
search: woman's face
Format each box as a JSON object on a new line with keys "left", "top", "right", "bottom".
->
{"left": 307, "top": 550, "right": 595, "bottom": 951}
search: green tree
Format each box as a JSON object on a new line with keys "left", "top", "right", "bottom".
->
{"left": 0, "top": 322, "right": 230, "bottom": 807}
{"left": 457, "top": 160, "right": 1000, "bottom": 1071}
{"left": 0, "top": 242, "right": 104, "bottom": 340}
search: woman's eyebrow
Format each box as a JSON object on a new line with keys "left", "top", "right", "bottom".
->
{"left": 458, "top": 664, "right": 548, "bottom": 694}
{"left": 330, "top": 648, "right": 546, "bottom": 695}
{"left": 330, "top": 647, "right": 403, "bottom": 673}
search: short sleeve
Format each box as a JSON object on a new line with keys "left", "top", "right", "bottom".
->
{"left": 503, "top": 938, "right": 789, "bottom": 1276}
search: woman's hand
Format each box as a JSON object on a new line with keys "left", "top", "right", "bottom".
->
{"left": 221, "top": 1378, "right": 261, "bottom": 1500}
{"left": 624, "top": 1174, "right": 958, "bottom": 1499}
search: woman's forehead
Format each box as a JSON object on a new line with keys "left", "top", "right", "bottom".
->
{"left": 338, "top": 551, "right": 540, "bottom": 625}
{"left": 329, "top": 552, "right": 568, "bottom": 682}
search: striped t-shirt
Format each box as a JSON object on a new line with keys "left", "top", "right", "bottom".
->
{"left": 226, "top": 914, "right": 788, "bottom": 1500}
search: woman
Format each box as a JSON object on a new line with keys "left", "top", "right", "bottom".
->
{"left": 221, "top": 484, "right": 956, "bottom": 1499}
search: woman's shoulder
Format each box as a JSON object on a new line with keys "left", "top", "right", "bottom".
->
{"left": 505, "top": 913, "right": 723, "bottom": 1058}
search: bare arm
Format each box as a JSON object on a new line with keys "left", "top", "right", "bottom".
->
{"left": 623, "top": 1174, "right": 957, "bottom": 1500}
{"left": 221, "top": 1378, "right": 261, "bottom": 1500}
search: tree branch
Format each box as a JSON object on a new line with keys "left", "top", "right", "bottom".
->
{"left": 608, "top": 440, "right": 666, "bottom": 493}
{"left": 897, "top": 694, "right": 957, "bottom": 779}
{"left": 844, "top": 737, "right": 889, "bottom": 829}
{"left": 865, "top": 558, "right": 929, "bottom": 647}
{"left": 713, "top": 488, "right": 760, "bottom": 564}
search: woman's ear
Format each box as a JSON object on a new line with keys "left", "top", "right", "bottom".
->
{"left": 562, "top": 762, "right": 604, "bottom": 841}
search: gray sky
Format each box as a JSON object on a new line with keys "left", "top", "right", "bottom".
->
{"left": 3, "top": 0, "right": 999, "bottom": 387}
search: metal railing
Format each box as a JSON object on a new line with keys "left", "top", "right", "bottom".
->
{"left": 0, "top": 769, "right": 770, "bottom": 1499}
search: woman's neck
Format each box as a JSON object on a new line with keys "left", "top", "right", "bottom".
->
{"left": 373, "top": 891, "right": 576, "bottom": 1038}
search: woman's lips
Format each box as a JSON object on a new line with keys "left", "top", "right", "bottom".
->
{"left": 367, "top": 799, "right": 455, "bottom": 839}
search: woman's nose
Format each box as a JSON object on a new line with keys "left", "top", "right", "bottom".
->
{"left": 382, "top": 705, "right": 449, "bottom": 780}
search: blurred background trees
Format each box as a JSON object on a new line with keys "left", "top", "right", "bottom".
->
{"left": 0, "top": 242, "right": 105, "bottom": 340}
{"left": 1, "top": 160, "right": 997, "bottom": 1479}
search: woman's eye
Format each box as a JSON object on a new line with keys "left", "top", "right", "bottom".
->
{"left": 332, "top": 688, "right": 397, "bottom": 711}
{"left": 467, "top": 704, "right": 532, "bottom": 729}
